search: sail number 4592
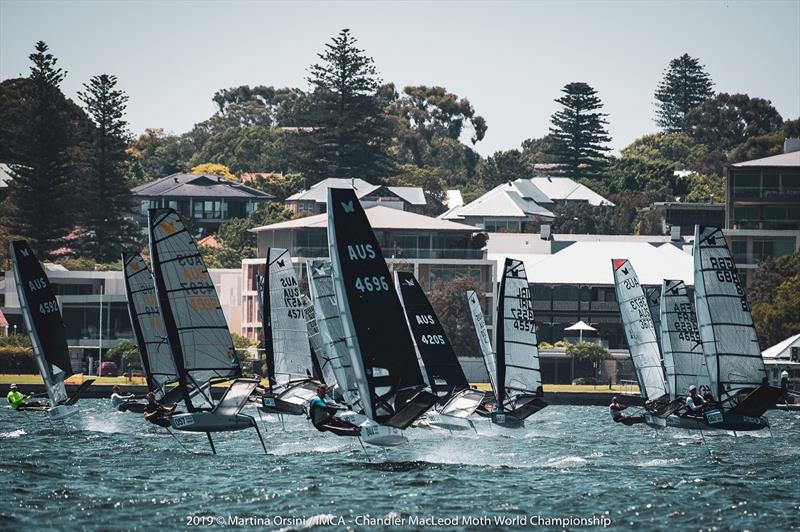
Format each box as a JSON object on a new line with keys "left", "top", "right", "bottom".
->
{"left": 38, "top": 300, "right": 59, "bottom": 315}
{"left": 354, "top": 276, "right": 389, "bottom": 293}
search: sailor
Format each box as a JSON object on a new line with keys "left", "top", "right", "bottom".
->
{"left": 6, "top": 384, "right": 45, "bottom": 411}
{"left": 684, "top": 385, "right": 705, "bottom": 414}
{"left": 309, "top": 384, "right": 331, "bottom": 412}
{"left": 308, "top": 384, "right": 355, "bottom": 434}
{"left": 110, "top": 385, "right": 134, "bottom": 409}
{"left": 701, "top": 388, "right": 716, "bottom": 405}
{"left": 609, "top": 396, "right": 628, "bottom": 422}
{"left": 781, "top": 369, "right": 790, "bottom": 390}
{"left": 143, "top": 391, "right": 176, "bottom": 428}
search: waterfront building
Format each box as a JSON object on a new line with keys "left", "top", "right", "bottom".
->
{"left": 762, "top": 333, "right": 800, "bottom": 388}
{"left": 284, "top": 178, "right": 427, "bottom": 215}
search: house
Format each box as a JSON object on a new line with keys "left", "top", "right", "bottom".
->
{"left": 131, "top": 173, "right": 274, "bottom": 235}
{"left": 653, "top": 201, "right": 726, "bottom": 235}
{"left": 440, "top": 179, "right": 556, "bottom": 232}
{"left": 241, "top": 204, "right": 496, "bottom": 343}
{"left": 284, "top": 178, "right": 427, "bottom": 215}
{"left": 762, "top": 333, "right": 800, "bottom": 387}
{"left": 530, "top": 176, "right": 614, "bottom": 206}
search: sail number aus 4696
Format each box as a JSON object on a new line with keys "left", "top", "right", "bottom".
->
{"left": 354, "top": 276, "right": 389, "bottom": 293}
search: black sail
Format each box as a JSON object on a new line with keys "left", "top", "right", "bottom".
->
{"left": 10, "top": 240, "right": 73, "bottom": 383}
{"left": 327, "top": 188, "right": 427, "bottom": 423}
{"left": 395, "top": 271, "right": 468, "bottom": 395}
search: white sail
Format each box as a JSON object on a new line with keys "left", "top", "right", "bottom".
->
{"left": 267, "top": 248, "right": 313, "bottom": 386}
{"left": 497, "top": 259, "right": 542, "bottom": 406}
{"left": 693, "top": 226, "right": 766, "bottom": 403}
{"left": 646, "top": 287, "right": 662, "bottom": 349}
{"left": 612, "top": 258, "right": 668, "bottom": 402}
{"left": 302, "top": 294, "right": 336, "bottom": 387}
{"left": 307, "top": 259, "right": 359, "bottom": 404}
{"left": 148, "top": 209, "right": 239, "bottom": 391}
{"left": 467, "top": 289, "right": 498, "bottom": 401}
{"left": 123, "top": 253, "right": 179, "bottom": 395}
{"left": 660, "top": 279, "right": 710, "bottom": 400}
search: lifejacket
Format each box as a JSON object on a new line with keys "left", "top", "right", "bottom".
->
{"left": 690, "top": 395, "right": 703, "bottom": 407}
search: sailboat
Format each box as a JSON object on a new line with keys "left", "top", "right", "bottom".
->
{"left": 120, "top": 252, "right": 184, "bottom": 413}
{"left": 469, "top": 258, "right": 547, "bottom": 428}
{"left": 306, "top": 258, "right": 360, "bottom": 406}
{"left": 645, "top": 287, "right": 662, "bottom": 347}
{"left": 395, "top": 271, "right": 484, "bottom": 431}
{"left": 302, "top": 294, "right": 337, "bottom": 389}
{"left": 692, "top": 226, "right": 781, "bottom": 431}
{"left": 611, "top": 258, "right": 674, "bottom": 427}
{"left": 259, "top": 248, "right": 318, "bottom": 416}
{"left": 148, "top": 208, "right": 266, "bottom": 453}
{"left": 9, "top": 240, "right": 94, "bottom": 420}
{"left": 325, "top": 188, "right": 437, "bottom": 446}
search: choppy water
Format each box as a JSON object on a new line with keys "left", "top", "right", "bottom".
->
{"left": 2, "top": 400, "right": 799, "bottom": 530}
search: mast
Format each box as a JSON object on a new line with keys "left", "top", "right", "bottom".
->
{"left": 261, "top": 257, "right": 275, "bottom": 390}
{"left": 9, "top": 240, "right": 72, "bottom": 406}
{"left": 611, "top": 258, "right": 668, "bottom": 402}
{"left": 395, "top": 271, "right": 468, "bottom": 397}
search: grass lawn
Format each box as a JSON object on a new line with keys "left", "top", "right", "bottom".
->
{"left": 469, "top": 382, "right": 639, "bottom": 394}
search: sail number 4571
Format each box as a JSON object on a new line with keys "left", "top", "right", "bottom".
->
{"left": 354, "top": 276, "right": 389, "bottom": 293}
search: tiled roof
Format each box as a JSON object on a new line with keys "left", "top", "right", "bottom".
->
{"left": 531, "top": 177, "right": 614, "bottom": 206}
{"left": 285, "top": 178, "right": 426, "bottom": 205}
{"left": 132, "top": 173, "right": 273, "bottom": 199}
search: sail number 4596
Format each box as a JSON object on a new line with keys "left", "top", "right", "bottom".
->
{"left": 354, "top": 276, "right": 389, "bottom": 293}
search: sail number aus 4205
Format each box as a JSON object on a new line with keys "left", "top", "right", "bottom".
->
{"left": 354, "top": 276, "right": 389, "bottom": 293}
{"left": 420, "top": 334, "right": 446, "bottom": 345}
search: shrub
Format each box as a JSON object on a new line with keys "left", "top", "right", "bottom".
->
{"left": 0, "top": 346, "right": 38, "bottom": 374}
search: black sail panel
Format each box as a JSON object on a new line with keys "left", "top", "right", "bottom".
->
{"left": 327, "top": 188, "right": 427, "bottom": 422}
{"left": 395, "top": 271, "right": 468, "bottom": 395}
{"left": 10, "top": 240, "right": 72, "bottom": 381}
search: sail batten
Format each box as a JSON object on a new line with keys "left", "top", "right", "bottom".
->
{"left": 612, "top": 258, "right": 668, "bottom": 402}
{"left": 693, "top": 226, "right": 766, "bottom": 405}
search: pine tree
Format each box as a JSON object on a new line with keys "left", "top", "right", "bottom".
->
{"left": 548, "top": 82, "right": 611, "bottom": 179}
{"left": 77, "top": 74, "right": 136, "bottom": 262}
{"left": 4, "top": 41, "right": 78, "bottom": 258}
{"left": 654, "top": 53, "right": 714, "bottom": 133}
{"left": 299, "top": 29, "right": 394, "bottom": 182}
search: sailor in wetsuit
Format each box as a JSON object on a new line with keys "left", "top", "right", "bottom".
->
{"left": 609, "top": 396, "right": 627, "bottom": 422}
{"left": 110, "top": 385, "right": 135, "bottom": 409}
{"left": 684, "top": 385, "right": 705, "bottom": 416}
{"left": 143, "top": 391, "right": 176, "bottom": 428}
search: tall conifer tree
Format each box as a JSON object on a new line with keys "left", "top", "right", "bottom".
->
{"left": 549, "top": 82, "right": 611, "bottom": 179}
{"left": 654, "top": 53, "right": 714, "bottom": 133}
{"left": 77, "top": 74, "right": 135, "bottom": 261}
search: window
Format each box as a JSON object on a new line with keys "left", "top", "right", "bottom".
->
{"left": 193, "top": 200, "right": 228, "bottom": 219}
{"left": 140, "top": 199, "right": 160, "bottom": 215}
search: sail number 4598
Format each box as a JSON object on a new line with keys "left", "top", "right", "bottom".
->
{"left": 354, "top": 276, "right": 389, "bottom": 293}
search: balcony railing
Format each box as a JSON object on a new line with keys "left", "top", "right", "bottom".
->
{"left": 292, "top": 246, "right": 485, "bottom": 260}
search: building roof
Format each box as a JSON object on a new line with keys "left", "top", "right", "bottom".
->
{"left": 530, "top": 177, "right": 614, "bottom": 206}
{"left": 132, "top": 173, "right": 273, "bottom": 199}
{"left": 285, "top": 178, "right": 426, "bottom": 206}
{"left": 0, "top": 163, "right": 12, "bottom": 189}
{"left": 442, "top": 180, "right": 555, "bottom": 220}
{"left": 524, "top": 241, "right": 693, "bottom": 286}
{"left": 0, "top": 308, "right": 8, "bottom": 328}
{"left": 762, "top": 333, "right": 800, "bottom": 359}
{"left": 197, "top": 234, "right": 223, "bottom": 249}
{"left": 731, "top": 151, "right": 800, "bottom": 168}
{"left": 251, "top": 205, "right": 481, "bottom": 233}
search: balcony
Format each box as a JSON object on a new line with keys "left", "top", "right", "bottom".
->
{"left": 291, "top": 246, "right": 485, "bottom": 260}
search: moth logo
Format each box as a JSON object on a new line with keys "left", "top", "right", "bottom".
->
{"left": 162, "top": 222, "right": 177, "bottom": 235}
{"left": 670, "top": 286, "right": 679, "bottom": 295}
{"left": 277, "top": 259, "right": 285, "bottom": 267}
{"left": 130, "top": 260, "right": 142, "bottom": 272}
{"left": 621, "top": 267, "right": 629, "bottom": 275}
{"left": 403, "top": 279, "right": 414, "bottom": 286}
{"left": 341, "top": 201, "right": 355, "bottom": 213}
{"left": 313, "top": 266, "right": 326, "bottom": 277}
{"left": 20, "top": 247, "right": 29, "bottom": 257}
{"left": 707, "top": 235, "right": 716, "bottom": 245}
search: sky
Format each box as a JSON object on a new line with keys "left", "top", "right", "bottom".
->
{"left": 1, "top": 0, "right": 798, "bottom": 157}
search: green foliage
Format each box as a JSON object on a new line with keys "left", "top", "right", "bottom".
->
{"left": 538, "top": 341, "right": 554, "bottom": 349}
{"left": 553, "top": 340, "right": 572, "bottom": 349}
{"left": 748, "top": 251, "right": 800, "bottom": 307}
{"left": 189, "top": 126, "right": 291, "bottom": 175}
{"left": 478, "top": 149, "right": 532, "bottom": 189}
{"left": 654, "top": 53, "right": 714, "bottom": 133}
{"left": 0, "top": 346, "right": 37, "bottom": 374}
{"left": 298, "top": 29, "right": 395, "bottom": 182}
{"left": 550, "top": 192, "right": 645, "bottom": 235}
{"left": 620, "top": 132, "right": 708, "bottom": 171}
{"left": 427, "top": 276, "right": 484, "bottom": 358}
{"left": 190, "top": 162, "right": 235, "bottom": 180}
{"left": 684, "top": 93, "right": 783, "bottom": 151}
{"left": 521, "top": 135, "right": 560, "bottom": 164}
{"left": 231, "top": 332, "right": 256, "bottom": 350}
{"left": 76, "top": 73, "right": 137, "bottom": 262}
{"left": 106, "top": 340, "right": 141, "bottom": 369}
{"left": 203, "top": 202, "right": 293, "bottom": 267}
{"left": 603, "top": 156, "right": 676, "bottom": 201}
{"left": 752, "top": 277, "right": 800, "bottom": 349}
{"left": 126, "top": 128, "right": 194, "bottom": 181}
{"left": 248, "top": 172, "right": 304, "bottom": 202}
{"left": 685, "top": 173, "right": 725, "bottom": 203}
{"left": 3, "top": 42, "right": 89, "bottom": 259}
{"left": 0, "top": 334, "right": 32, "bottom": 348}
{"left": 634, "top": 207, "right": 664, "bottom": 235}
{"left": 728, "top": 128, "right": 789, "bottom": 164}
{"left": 567, "top": 342, "right": 611, "bottom": 381}
{"left": 549, "top": 82, "right": 611, "bottom": 180}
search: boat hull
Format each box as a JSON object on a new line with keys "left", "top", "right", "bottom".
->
{"left": 47, "top": 405, "right": 79, "bottom": 421}
{"left": 414, "top": 411, "right": 474, "bottom": 432}
{"left": 337, "top": 411, "right": 407, "bottom": 446}
{"left": 490, "top": 411, "right": 524, "bottom": 429}
{"left": 702, "top": 408, "right": 769, "bottom": 432}
{"left": 170, "top": 412, "right": 255, "bottom": 432}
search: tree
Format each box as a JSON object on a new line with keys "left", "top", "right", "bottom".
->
{"left": 202, "top": 202, "right": 292, "bottom": 267}
{"left": 566, "top": 341, "right": 611, "bottom": 381}
{"left": 549, "top": 82, "right": 611, "bottom": 180}
{"left": 685, "top": 173, "right": 725, "bottom": 203}
{"left": 299, "top": 29, "right": 394, "bottom": 182}
{"left": 427, "top": 276, "right": 485, "bottom": 358}
{"left": 634, "top": 207, "right": 664, "bottom": 235}
{"left": 728, "top": 119, "right": 800, "bottom": 164}
{"left": 752, "top": 277, "right": 800, "bottom": 349}
{"left": 126, "top": 128, "right": 194, "bottom": 181}
{"left": 248, "top": 172, "right": 305, "bottom": 202}
{"left": 478, "top": 149, "right": 532, "bottom": 189}
{"left": 748, "top": 251, "right": 800, "bottom": 307}
{"left": 521, "top": 134, "right": 560, "bottom": 164}
{"left": 684, "top": 93, "right": 783, "bottom": 151}
{"left": 550, "top": 192, "right": 645, "bottom": 235}
{"left": 76, "top": 74, "right": 137, "bottom": 262}
{"left": 189, "top": 126, "right": 290, "bottom": 175}
{"left": 191, "top": 162, "right": 235, "bottom": 180}
{"left": 654, "top": 53, "right": 714, "bottom": 133}
{"left": 620, "top": 132, "right": 708, "bottom": 171}
{"left": 106, "top": 340, "right": 141, "bottom": 371}
{"left": 603, "top": 156, "right": 676, "bottom": 201}
{"left": 3, "top": 42, "right": 84, "bottom": 258}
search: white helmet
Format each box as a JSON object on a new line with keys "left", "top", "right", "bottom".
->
{"left": 688, "top": 385, "right": 697, "bottom": 392}
{"left": 10, "top": 383, "right": 18, "bottom": 390}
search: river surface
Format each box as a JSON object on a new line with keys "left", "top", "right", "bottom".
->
{"left": 1, "top": 400, "right": 799, "bottom": 530}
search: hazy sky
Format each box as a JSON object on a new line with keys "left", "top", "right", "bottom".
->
{"left": 1, "top": 0, "right": 798, "bottom": 156}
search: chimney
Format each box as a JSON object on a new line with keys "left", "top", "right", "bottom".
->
{"left": 540, "top": 224, "right": 551, "bottom": 240}
{"left": 173, "top": 177, "right": 178, "bottom": 183}
{"left": 670, "top": 225, "right": 681, "bottom": 241}
{"left": 784, "top": 138, "right": 800, "bottom": 154}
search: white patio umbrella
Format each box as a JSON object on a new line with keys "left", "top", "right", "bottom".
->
{"left": 564, "top": 320, "right": 597, "bottom": 343}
